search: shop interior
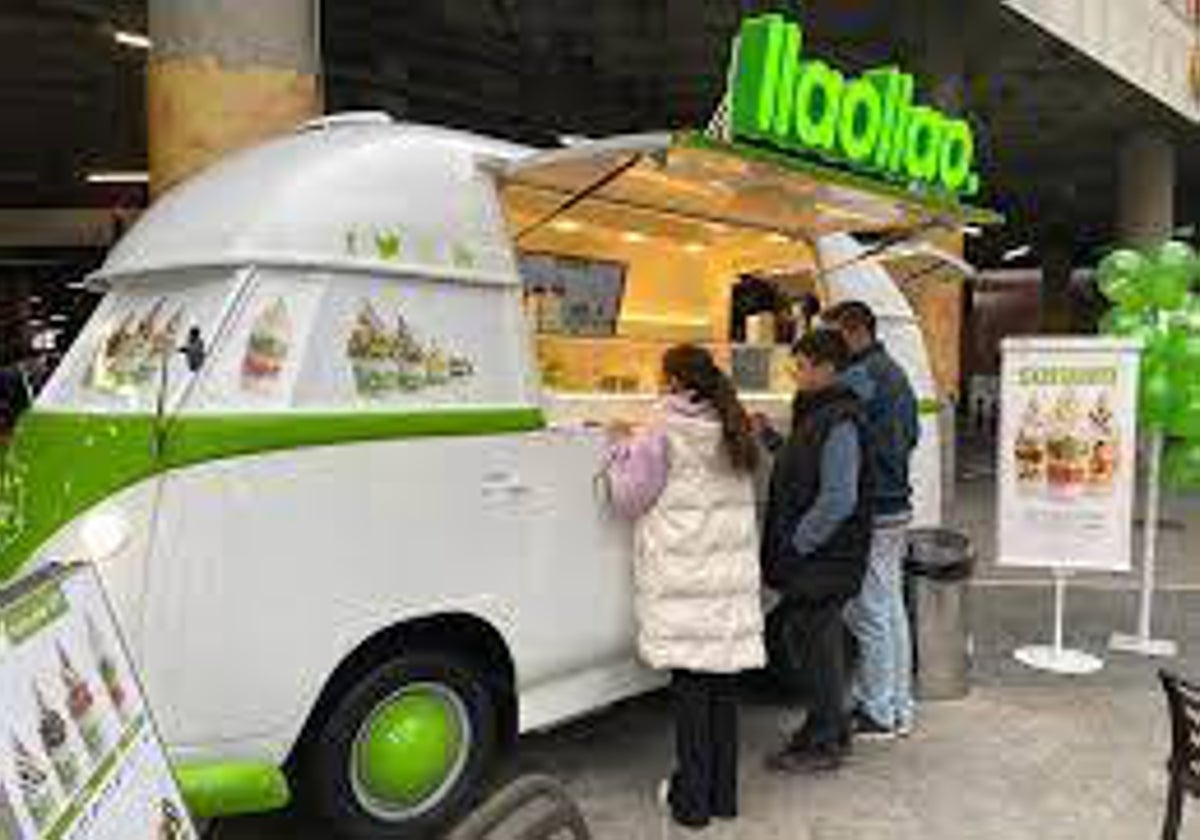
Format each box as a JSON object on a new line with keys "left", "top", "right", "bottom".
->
{"left": 499, "top": 134, "right": 982, "bottom": 406}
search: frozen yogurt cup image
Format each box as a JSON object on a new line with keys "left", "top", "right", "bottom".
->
{"left": 242, "top": 298, "right": 291, "bottom": 392}
{"left": 1013, "top": 395, "right": 1047, "bottom": 492}
{"left": 1045, "top": 390, "right": 1088, "bottom": 498}
{"left": 35, "top": 683, "right": 80, "bottom": 795}
{"left": 347, "top": 302, "right": 399, "bottom": 397}
{"left": 59, "top": 644, "right": 106, "bottom": 763}
{"left": 394, "top": 314, "right": 428, "bottom": 391}
{"left": 1087, "top": 392, "right": 1119, "bottom": 492}
{"left": 11, "top": 734, "right": 56, "bottom": 830}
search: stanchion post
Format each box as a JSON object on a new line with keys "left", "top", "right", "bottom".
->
{"left": 1110, "top": 431, "right": 1178, "bottom": 657}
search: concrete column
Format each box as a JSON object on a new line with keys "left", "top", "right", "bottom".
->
{"left": 1118, "top": 131, "right": 1176, "bottom": 247}
{"left": 1039, "top": 221, "right": 1075, "bottom": 333}
{"left": 148, "top": 0, "right": 322, "bottom": 196}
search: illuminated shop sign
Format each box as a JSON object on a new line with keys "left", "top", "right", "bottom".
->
{"left": 730, "top": 13, "right": 981, "bottom": 197}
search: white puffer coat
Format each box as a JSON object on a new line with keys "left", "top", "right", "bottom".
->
{"left": 633, "top": 409, "right": 766, "bottom": 673}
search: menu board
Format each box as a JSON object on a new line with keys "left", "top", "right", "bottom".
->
{"left": 518, "top": 253, "right": 626, "bottom": 337}
{"left": 0, "top": 565, "right": 195, "bottom": 840}
{"left": 998, "top": 337, "right": 1141, "bottom": 571}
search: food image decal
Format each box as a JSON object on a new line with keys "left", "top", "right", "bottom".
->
{"left": 87, "top": 299, "right": 185, "bottom": 394}
{"left": 1087, "top": 393, "right": 1119, "bottom": 491}
{"left": 157, "top": 799, "right": 192, "bottom": 840}
{"left": 87, "top": 615, "right": 130, "bottom": 725}
{"left": 1045, "top": 390, "right": 1089, "bottom": 496}
{"left": 10, "top": 734, "right": 55, "bottom": 830}
{"left": 34, "top": 682, "right": 79, "bottom": 795}
{"left": 346, "top": 299, "right": 474, "bottom": 399}
{"left": 0, "top": 780, "right": 25, "bottom": 840}
{"left": 1013, "top": 396, "right": 1046, "bottom": 492}
{"left": 241, "top": 297, "right": 292, "bottom": 392}
{"left": 58, "top": 644, "right": 106, "bottom": 763}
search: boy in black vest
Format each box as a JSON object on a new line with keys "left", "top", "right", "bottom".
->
{"left": 761, "top": 328, "right": 872, "bottom": 773}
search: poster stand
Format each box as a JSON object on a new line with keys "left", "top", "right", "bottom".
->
{"left": 1014, "top": 569, "right": 1105, "bottom": 674}
{"left": 1109, "top": 432, "right": 1179, "bottom": 658}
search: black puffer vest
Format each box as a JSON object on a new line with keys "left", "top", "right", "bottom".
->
{"left": 761, "top": 385, "right": 873, "bottom": 602}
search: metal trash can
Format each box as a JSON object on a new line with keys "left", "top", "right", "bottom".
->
{"left": 905, "top": 528, "right": 974, "bottom": 701}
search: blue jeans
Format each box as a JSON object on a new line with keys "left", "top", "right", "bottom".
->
{"left": 845, "top": 523, "right": 914, "bottom": 728}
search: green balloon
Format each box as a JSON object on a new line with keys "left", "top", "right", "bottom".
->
{"left": 1169, "top": 393, "right": 1200, "bottom": 438}
{"left": 1164, "top": 440, "right": 1200, "bottom": 492}
{"left": 1097, "top": 250, "right": 1148, "bottom": 305}
{"left": 1156, "top": 240, "right": 1199, "bottom": 279}
{"left": 1140, "top": 365, "right": 1176, "bottom": 429}
{"left": 1149, "top": 263, "right": 1191, "bottom": 310}
{"left": 1100, "top": 309, "right": 1147, "bottom": 337}
{"left": 1099, "top": 249, "right": 1146, "bottom": 284}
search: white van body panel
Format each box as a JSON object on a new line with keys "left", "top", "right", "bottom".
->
{"left": 25, "top": 429, "right": 654, "bottom": 765}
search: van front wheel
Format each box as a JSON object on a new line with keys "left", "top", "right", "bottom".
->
{"left": 304, "top": 654, "right": 497, "bottom": 839}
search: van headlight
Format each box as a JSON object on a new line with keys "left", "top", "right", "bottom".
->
{"left": 80, "top": 510, "right": 130, "bottom": 561}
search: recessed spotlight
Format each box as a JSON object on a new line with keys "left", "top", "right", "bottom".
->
{"left": 49, "top": 313, "right": 68, "bottom": 322}
{"left": 621, "top": 231, "right": 648, "bottom": 244}
{"left": 683, "top": 242, "right": 706, "bottom": 254}
{"left": 550, "top": 219, "right": 582, "bottom": 233}
{"left": 765, "top": 232, "right": 789, "bottom": 244}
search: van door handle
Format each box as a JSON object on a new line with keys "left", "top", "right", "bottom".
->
{"left": 481, "top": 472, "right": 530, "bottom": 497}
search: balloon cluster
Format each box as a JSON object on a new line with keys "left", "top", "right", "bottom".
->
{"left": 1097, "top": 241, "right": 1200, "bottom": 490}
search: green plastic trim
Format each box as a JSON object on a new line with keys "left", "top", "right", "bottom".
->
{"left": 918, "top": 398, "right": 943, "bottom": 416}
{"left": 176, "top": 762, "right": 291, "bottom": 819}
{"left": 674, "top": 131, "right": 1002, "bottom": 226}
{"left": 355, "top": 689, "right": 465, "bottom": 812}
{"left": 0, "top": 406, "right": 545, "bottom": 582}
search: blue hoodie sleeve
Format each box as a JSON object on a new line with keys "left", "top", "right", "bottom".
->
{"left": 792, "top": 421, "right": 861, "bottom": 557}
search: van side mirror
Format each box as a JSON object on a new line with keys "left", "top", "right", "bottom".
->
{"left": 181, "top": 327, "right": 207, "bottom": 373}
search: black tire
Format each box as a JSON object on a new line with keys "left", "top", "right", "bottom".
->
{"left": 301, "top": 653, "right": 497, "bottom": 840}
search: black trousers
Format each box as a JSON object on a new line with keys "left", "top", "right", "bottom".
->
{"left": 777, "top": 596, "right": 850, "bottom": 747}
{"left": 669, "top": 670, "right": 739, "bottom": 826}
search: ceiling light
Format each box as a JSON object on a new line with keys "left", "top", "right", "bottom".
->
{"left": 87, "top": 170, "right": 149, "bottom": 184}
{"left": 1002, "top": 244, "right": 1033, "bottom": 263}
{"left": 49, "top": 314, "right": 68, "bottom": 322}
{"left": 549, "top": 219, "right": 582, "bottom": 233}
{"left": 683, "top": 242, "right": 706, "bottom": 254}
{"left": 114, "top": 31, "right": 152, "bottom": 50}
{"left": 621, "top": 231, "right": 648, "bottom": 244}
{"left": 765, "top": 232, "right": 790, "bottom": 244}
{"left": 963, "top": 225, "right": 984, "bottom": 238}
{"left": 706, "top": 222, "right": 730, "bottom": 235}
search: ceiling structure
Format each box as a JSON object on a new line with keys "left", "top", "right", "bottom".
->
{"left": 0, "top": 1, "right": 1198, "bottom": 276}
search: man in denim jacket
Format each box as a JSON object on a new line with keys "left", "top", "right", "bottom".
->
{"left": 824, "top": 301, "right": 920, "bottom": 738}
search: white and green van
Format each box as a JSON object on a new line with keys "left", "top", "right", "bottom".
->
{"left": 0, "top": 113, "right": 989, "bottom": 837}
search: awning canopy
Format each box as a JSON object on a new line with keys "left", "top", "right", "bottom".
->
{"left": 500, "top": 131, "right": 1000, "bottom": 245}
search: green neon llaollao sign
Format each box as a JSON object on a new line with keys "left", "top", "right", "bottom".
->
{"left": 730, "top": 13, "right": 981, "bottom": 198}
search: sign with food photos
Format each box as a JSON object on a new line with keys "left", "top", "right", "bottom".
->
{"left": 998, "top": 337, "right": 1142, "bottom": 571}
{"left": 0, "top": 565, "right": 195, "bottom": 840}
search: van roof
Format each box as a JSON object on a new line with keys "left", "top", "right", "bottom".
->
{"left": 93, "top": 115, "right": 537, "bottom": 286}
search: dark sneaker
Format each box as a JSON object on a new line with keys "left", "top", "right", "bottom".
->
{"left": 764, "top": 739, "right": 847, "bottom": 774}
{"left": 852, "top": 708, "right": 896, "bottom": 741}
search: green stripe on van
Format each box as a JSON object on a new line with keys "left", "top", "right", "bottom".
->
{"left": 0, "top": 407, "right": 545, "bottom": 582}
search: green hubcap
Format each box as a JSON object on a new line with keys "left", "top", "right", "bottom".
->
{"left": 350, "top": 683, "right": 471, "bottom": 820}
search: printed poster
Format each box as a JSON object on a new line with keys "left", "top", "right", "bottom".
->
{"left": 0, "top": 565, "right": 195, "bottom": 840}
{"left": 998, "top": 337, "right": 1142, "bottom": 571}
